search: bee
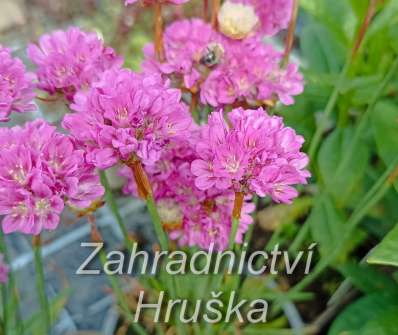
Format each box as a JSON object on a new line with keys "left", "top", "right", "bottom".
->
{"left": 199, "top": 43, "right": 225, "bottom": 68}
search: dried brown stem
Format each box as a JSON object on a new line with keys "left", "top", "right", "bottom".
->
{"left": 211, "top": 0, "right": 220, "bottom": 30}
{"left": 32, "top": 235, "right": 42, "bottom": 248}
{"left": 283, "top": 0, "right": 300, "bottom": 66}
{"left": 351, "top": 0, "right": 378, "bottom": 60}
{"left": 88, "top": 213, "right": 103, "bottom": 243}
{"left": 190, "top": 91, "right": 199, "bottom": 122}
{"left": 154, "top": 2, "right": 165, "bottom": 62}
{"left": 126, "top": 158, "right": 153, "bottom": 199}
{"left": 203, "top": 0, "right": 209, "bottom": 21}
{"left": 232, "top": 192, "right": 245, "bottom": 220}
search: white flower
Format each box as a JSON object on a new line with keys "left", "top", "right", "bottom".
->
{"left": 218, "top": 1, "right": 259, "bottom": 39}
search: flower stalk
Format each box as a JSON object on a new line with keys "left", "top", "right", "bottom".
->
{"left": 228, "top": 192, "right": 244, "bottom": 250}
{"left": 211, "top": 0, "right": 220, "bottom": 30}
{"left": 282, "top": 0, "right": 299, "bottom": 67}
{"left": 125, "top": 159, "right": 169, "bottom": 251}
{"left": 308, "top": 0, "right": 378, "bottom": 159}
{"left": 32, "top": 235, "right": 51, "bottom": 333}
{"left": 100, "top": 171, "right": 134, "bottom": 250}
{"left": 190, "top": 90, "right": 200, "bottom": 123}
{"left": 154, "top": 2, "right": 165, "bottom": 62}
{"left": 203, "top": 0, "right": 209, "bottom": 21}
{"left": 87, "top": 214, "right": 148, "bottom": 335}
{"left": 351, "top": 0, "right": 378, "bottom": 60}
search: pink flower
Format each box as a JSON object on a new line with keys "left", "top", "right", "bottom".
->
{"left": 200, "top": 37, "right": 304, "bottom": 107}
{"left": 142, "top": 19, "right": 221, "bottom": 90}
{"left": 232, "top": 0, "right": 293, "bottom": 36}
{"left": 120, "top": 135, "right": 255, "bottom": 251}
{"left": 27, "top": 27, "right": 123, "bottom": 101}
{"left": 0, "top": 254, "right": 8, "bottom": 284}
{"left": 0, "top": 120, "right": 104, "bottom": 235}
{"left": 143, "top": 19, "right": 303, "bottom": 108}
{"left": 0, "top": 46, "right": 36, "bottom": 122}
{"left": 63, "top": 68, "right": 192, "bottom": 169}
{"left": 191, "top": 108, "right": 310, "bottom": 204}
{"left": 125, "top": 0, "right": 189, "bottom": 5}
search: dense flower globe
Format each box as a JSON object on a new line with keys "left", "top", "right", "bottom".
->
{"left": 0, "top": 254, "right": 9, "bottom": 284}
{"left": 143, "top": 19, "right": 221, "bottom": 89}
{"left": 143, "top": 19, "right": 303, "bottom": 108}
{"left": 232, "top": 0, "right": 293, "bottom": 36}
{"left": 27, "top": 27, "right": 123, "bottom": 101}
{"left": 0, "top": 120, "right": 104, "bottom": 235}
{"left": 191, "top": 108, "right": 310, "bottom": 204}
{"left": 120, "top": 137, "right": 255, "bottom": 251}
{"left": 63, "top": 68, "right": 192, "bottom": 169}
{"left": 200, "top": 36, "right": 303, "bottom": 107}
{"left": 0, "top": 46, "right": 36, "bottom": 122}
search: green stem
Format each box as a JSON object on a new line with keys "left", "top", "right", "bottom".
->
{"left": 242, "top": 196, "right": 258, "bottom": 246}
{"left": 228, "top": 217, "right": 240, "bottom": 251}
{"left": 333, "top": 56, "right": 398, "bottom": 179}
{"left": 100, "top": 171, "right": 133, "bottom": 250}
{"left": 99, "top": 249, "right": 148, "bottom": 335}
{"left": 308, "top": 0, "right": 381, "bottom": 161}
{"left": 0, "top": 233, "right": 8, "bottom": 333}
{"left": 0, "top": 230, "right": 24, "bottom": 335}
{"left": 146, "top": 195, "right": 169, "bottom": 251}
{"left": 308, "top": 60, "right": 350, "bottom": 160}
{"left": 292, "top": 156, "right": 398, "bottom": 293}
{"left": 289, "top": 220, "right": 310, "bottom": 254}
{"left": 33, "top": 237, "right": 51, "bottom": 333}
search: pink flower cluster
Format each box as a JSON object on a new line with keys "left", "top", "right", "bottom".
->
{"left": 232, "top": 0, "right": 293, "bottom": 36}
{"left": 0, "top": 46, "right": 36, "bottom": 122}
{"left": 125, "top": 0, "right": 189, "bottom": 5}
{"left": 0, "top": 120, "right": 104, "bottom": 235}
{"left": 0, "top": 254, "right": 8, "bottom": 284}
{"left": 28, "top": 27, "right": 123, "bottom": 101}
{"left": 143, "top": 19, "right": 303, "bottom": 108}
{"left": 63, "top": 69, "right": 192, "bottom": 169}
{"left": 121, "top": 137, "right": 255, "bottom": 251}
{"left": 192, "top": 108, "right": 310, "bottom": 204}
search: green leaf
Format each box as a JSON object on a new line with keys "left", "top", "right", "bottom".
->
{"left": 361, "top": 308, "right": 398, "bottom": 335}
{"left": 367, "top": 223, "right": 398, "bottom": 267}
{"left": 307, "top": 195, "right": 345, "bottom": 257}
{"left": 328, "top": 292, "right": 398, "bottom": 335}
{"left": 338, "top": 262, "right": 398, "bottom": 293}
{"left": 372, "top": 101, "right": 398, "bottom": 165}
{"left": 389, "top": 23, "right": 398, "bottom": 54}
{"left": 318, "top": 128, "right": 370, "bottom": 206}
{"left": 300, "top": 21, "right": 346, "bottom": 74}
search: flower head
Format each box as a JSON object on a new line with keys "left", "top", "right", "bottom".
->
{"left": 121, "top": 136, "right": 254, "bottom": 251}
{"left": 191, "top": 108, "right": 310, "bottom": 204}
{"left": 232, "top": 0, "right": 293, "bottom": 36}
{"left": 143, "top": 19, "right": 303, "bottom": 108}
{"left": 218, "top": 1, "right": 259, "bottom": 40}
{"left": 0, "top": 120, "right": 104, "bottom": 235}
{"left": 63, "top": 68, "right": 192, "bottom": 169}
{"left": 0, "top": 46, "right": 36, "bottom": 122}
{"left": 27, "top": 27, "right": 123, "bottom": 101}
